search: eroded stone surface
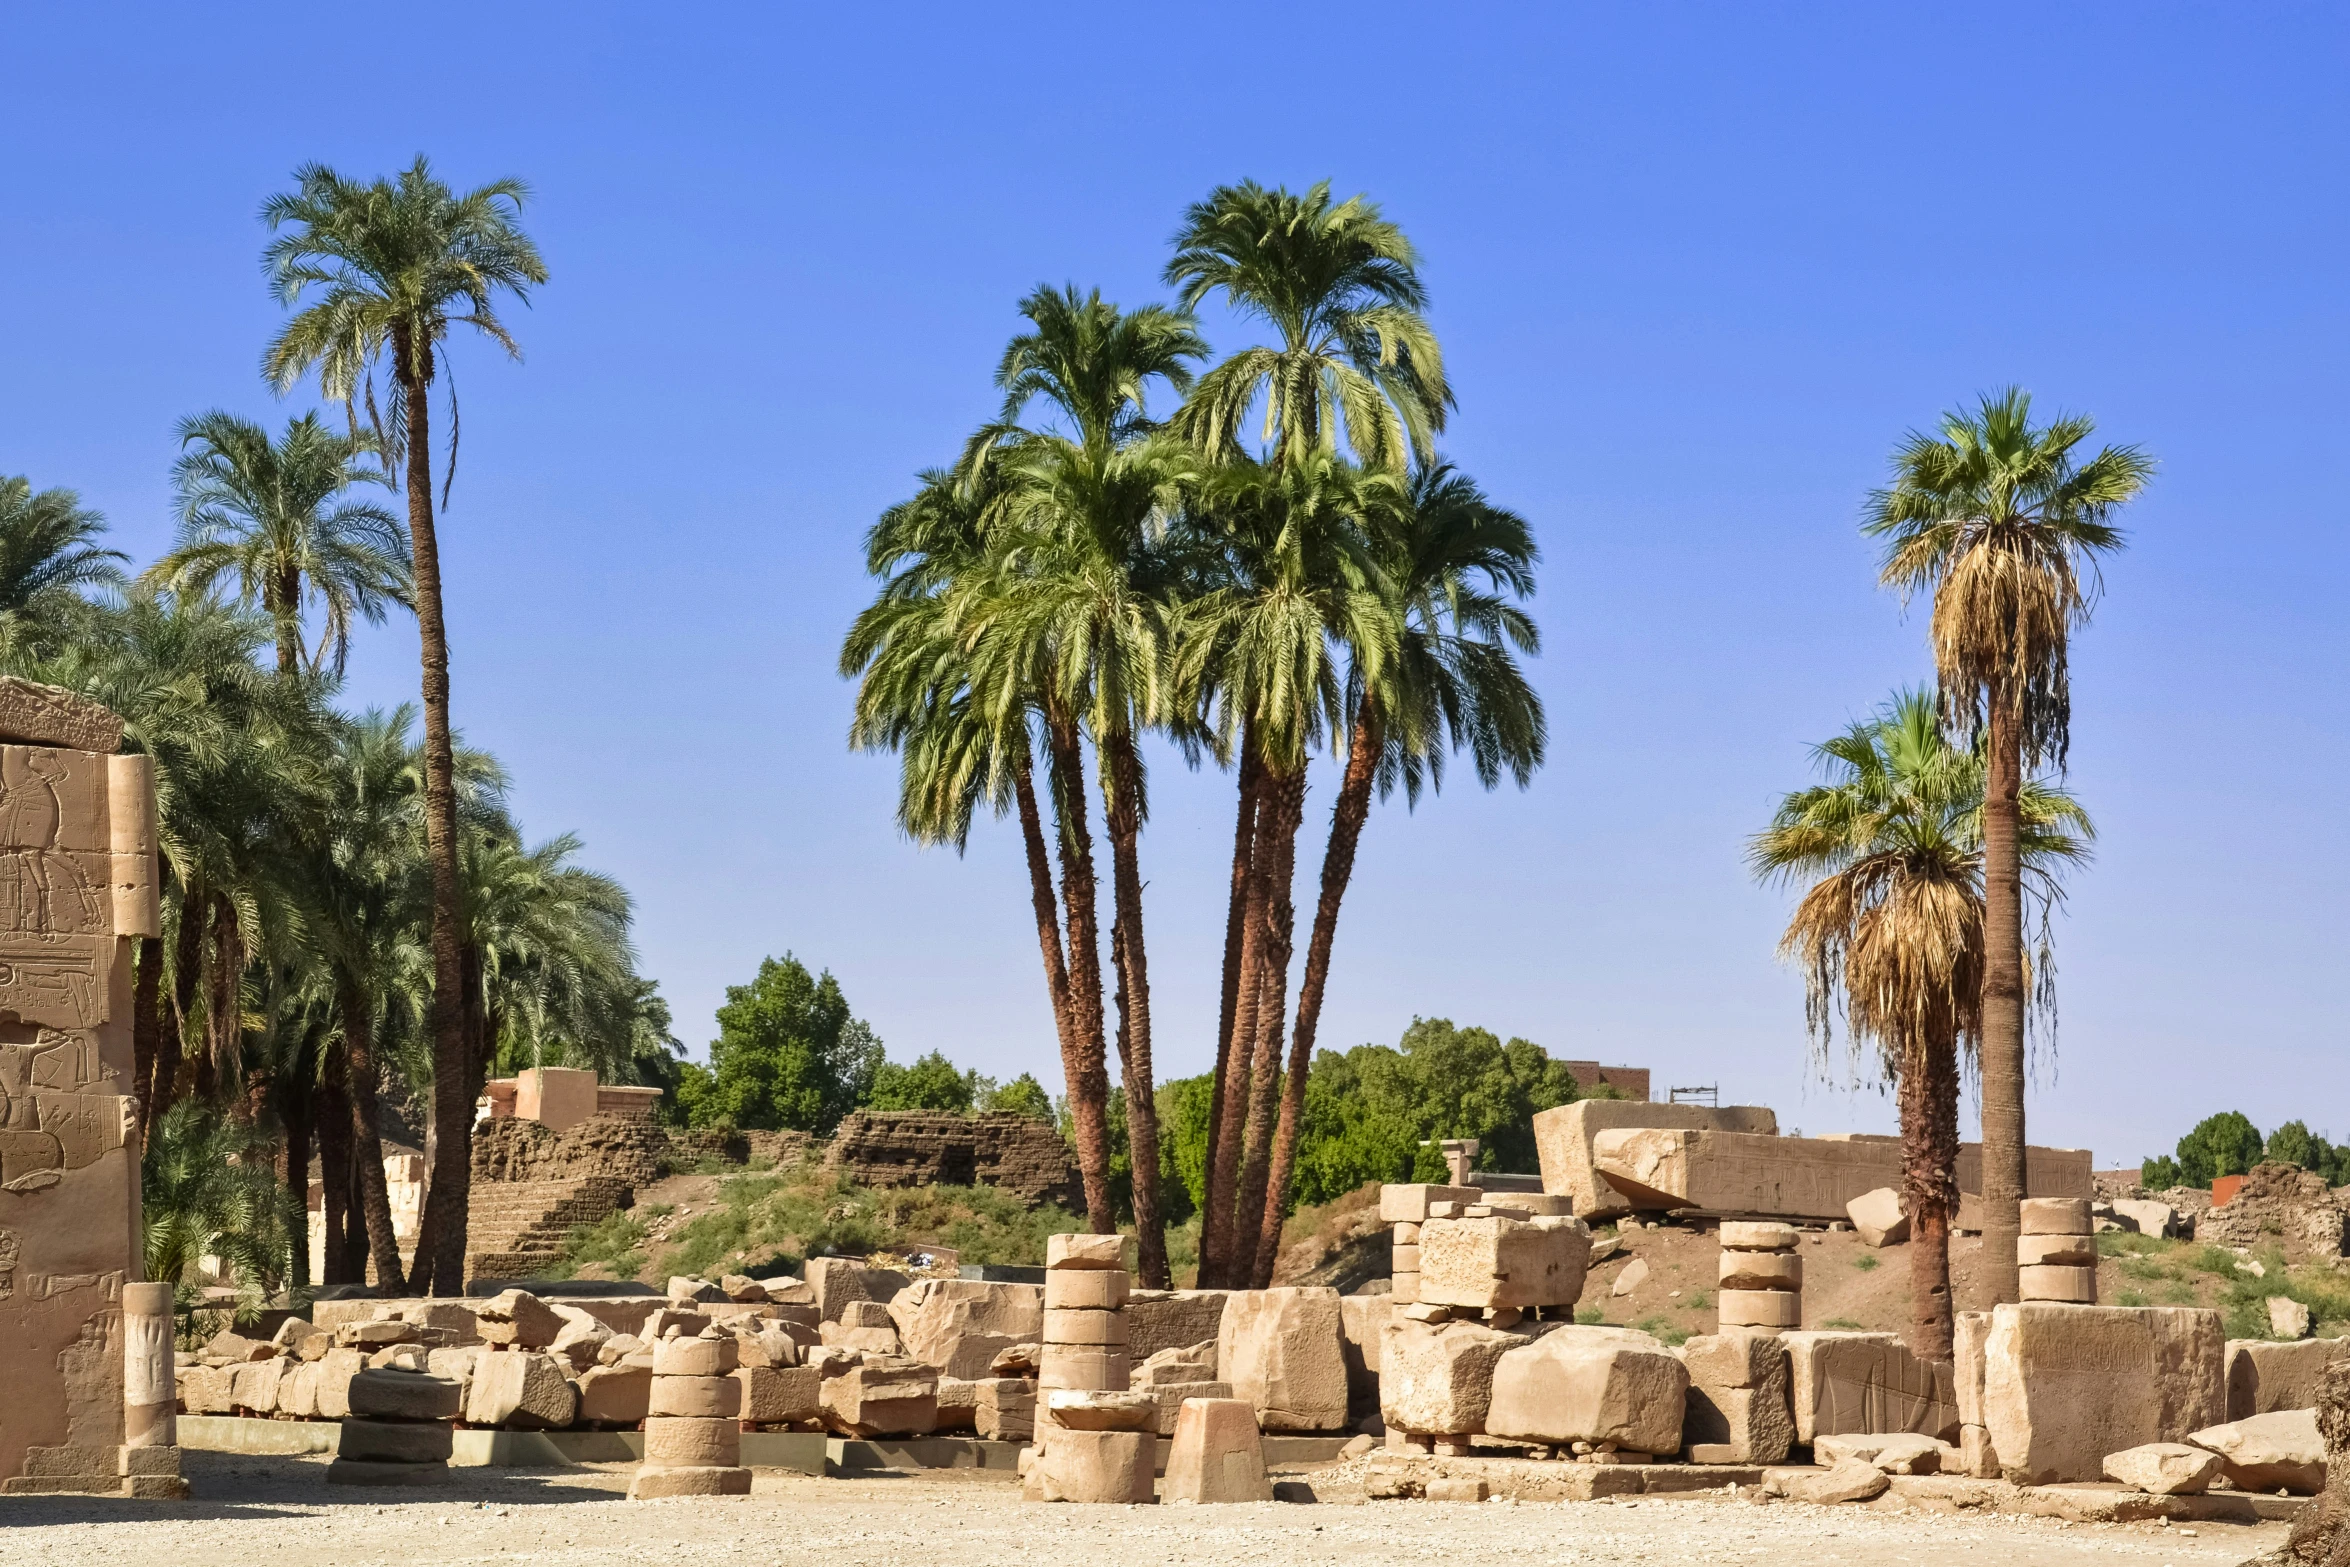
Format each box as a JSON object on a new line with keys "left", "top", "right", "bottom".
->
{"left": 1982, "top": 1304, "right": 2225, "bottom": 1485}
{"left": 1485, "top": 1325, "right": 1687, "bottom": 1455}
{"left": 1217, "top": 1287, "right": 1348, "bottom": 1433}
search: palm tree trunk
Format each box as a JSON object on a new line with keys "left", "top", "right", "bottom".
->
{"left": 340, "top": 980, "right": 408, "bottom": 1293}
{"left": 395, "top": 336, "right": 474, "bottom": 1300}
{"left": 1101, "top": 731, "right": 1168, "bottom": 1288}
{"left": 1902, "top": 1032, "right": 1961, "bottom": 1362}
{"left": 1199, "top": 742, "right": 1263, "bottom": 1287}
{"left": 316, "top": 1061, "right": 353, "bottom": 1286}
{"left": 132, "top": 934, "right": 165, "bottom": 1138}
{"left": 1976, "top": 690, "right": 2026, "bottom": 1308}
{"left": 273, "top": 564, "right": 301, "bottom": 675}
{"left": 1252, "top": 709, "right": 1381, "bottom": 1284}
{"left": 1044, "top": 716, "right": 1116, "bottom": 1232}
{"left": 283, "top": 1065, "right": 313, "bottom": 1291}
{"left": 1231, "top": 768, "right": 1304, "bottom": 1273}
{"left": 167, "top": 891, "right": 203, "bottom": 1108}
{"left": 1013, "top": 747, "right": 1077, "bottom": 1056}
{"left": 209, "top": 895, "right": 243, "bottom": 1107}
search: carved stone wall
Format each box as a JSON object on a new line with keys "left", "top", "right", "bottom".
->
{"left": 825, "top": 1111, "right": 1080, "bottom": 1210}
{"left": 0, "top": 681, "right": 158, "bottom": 1486}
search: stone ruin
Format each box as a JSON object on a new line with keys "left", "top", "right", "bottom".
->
{"left": 0, "top": 679, "right": 182, "bottom": 1500}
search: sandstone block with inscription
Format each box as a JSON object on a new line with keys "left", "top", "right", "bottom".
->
{"left": 1982, "top": 1303, "right": 2224, "bottom": 1484}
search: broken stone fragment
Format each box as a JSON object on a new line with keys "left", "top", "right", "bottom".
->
{"left": 465, "top": 1352, "right": 579, "bottom": 1429}
{"left": 1845, "top": 1188, "right": 1907, "bottom": 1248}
{"left": 474, "top": 1290, "right": 565, "bottom": 1350}
{"left": 2103, "top": 1441, "right": 2224, "bottom": 1494}
{"left": 1218, "top": 1287, "right": 1350, "bottom": 1433}
{"left": 2185, "top": 1408, "right": 2326, "bottom": 1493}
{"left": 1161, "top": 1398, "right": 1271, "bottom": 1503}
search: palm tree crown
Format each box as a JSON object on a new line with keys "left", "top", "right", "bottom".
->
{"left": 0, "top": 477, "right": 128, "bottom": 647}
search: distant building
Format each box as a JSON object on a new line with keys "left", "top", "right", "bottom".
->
{"left": 479, "top": 1065, "right": 663, "bottom": 1132}
{"left": 1559, "top": 1061, "right": 1649, "bottom": 1102}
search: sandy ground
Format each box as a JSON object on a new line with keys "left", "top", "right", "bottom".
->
{"left": 0, "top": 1452, "right": 2283, "bottom": 1567}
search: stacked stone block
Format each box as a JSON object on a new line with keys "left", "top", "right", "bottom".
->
{"left": 1716, "top": 1222, "right": 1802, "bottom": 1331}
{"left": 1039, "top": 1232, "right": 1132, "bottom": 1392}
{"left": 1379, "top": 1184, "right": 1477, "bottom": 1304}
{"left": 1680, "top": 1329, "right": 1794, "bottom": 1464}
{"left": 327, "top": 1368, "right": 460, "bottom": 1486}
{"left": 629, "top": 1331, "right": 750, "bottom": 1499}
{"left": 2018, "top": 1198, "right": 2098, "bottom": 1304}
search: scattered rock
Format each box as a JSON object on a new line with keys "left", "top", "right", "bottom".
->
{"left": 2103, "top": 1441, "right": 2224, "bottom": 1495}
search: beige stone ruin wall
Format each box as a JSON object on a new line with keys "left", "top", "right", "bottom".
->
{"left": 0, "top": 723, "right": 159, "bottom": 1485}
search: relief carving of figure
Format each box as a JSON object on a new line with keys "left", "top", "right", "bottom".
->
{"left": 0, "top": 752, "right": 99, "bottom": 935}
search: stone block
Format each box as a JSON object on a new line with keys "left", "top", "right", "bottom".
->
{"left": 1379, "top": 1317, "right": 1527, "bottom": 1436}
{"left": 643, "top": 1416, "right": 741, "bottom": 1467}
{"left": 1125, "top": 1290, "right": 1230, "bottom": 1361}
{"left": 336, "top": 1420, "right": 454, "bottom": 1464}
{"left": 1044, "top": 1271, "right": 1128, "bottom": 1311}
{"left": 1390, "top": 1242, "right": 1422, "bottom": 1272}
{"left": 819, "top": 1322, "right": 901, "bottom": 1353}
{"left": 1045, "top": 1388, "right": 1156, "bottom": 1432}
{"left": 474, "top": 1290, "right": 565, "bottom": 1350}
{"left": 819, "top": 1360, "right": 939, "bottom": 1437}
{"left": 313, "top": 1347, "right": 366, "bottom": 1420}
{"left": 1418, "top": 1214, "right": 1590, "bottom": 1310}
{"left": 1133, "top": 1342, "right": 1217, "bottom": 1387}
{"left": 1959, "top": 1423, "right": 1998, "bottom": 1478}
{"left": 2021, "top": 1198, "right": 2093, "bottom": 1235}
{"left": 1424, "top": 1476, "right": 1490, "bottom": 1502}
{"left": 0, "top": 677, "right": 123, "bottom": 750}
{"left": 734, "top": 1365, "right": 821, "bottom": 1425}
{"left": 2185, "top": 1409, "right": 2325, "bottom": 1493}
{"left": 1719, "top": 1289, "right": 1800, "bottom": 1329}
{"left": 324, "top": 1458, "right": 454, "bottom": 1487}
{"left": 1848, "top": 1188, "right": 1908, "bottom": 1247}
{"left": 807, "top": 1256, "right": 910, "bottom": 1322}
{"left": 628, "top": 1464, "right": 752, "bottom": 1499}
{"left": 1585, "top": 1124, "right": 2090, "bottom": 1222}
{"left": 1162, "top": 1398, "right": 1272, "bottom": 1503}
{"left": 1782, "top": 1459, "right": 1890, "bottom": 1504}
{"left": 1981, "top": 1304, "right": 2225, "bottom": 1484}
{"left": 1954, "top": 1311, "right": 1990, "bottom": 1428}
{"left": 1039, "top": 1346, "right": 1130, "bottom": 1391}
{"left": 2104, "top": 1441, "right": 2223, "bottom": 1494}
{"left": 1389, "top": 1272, "right": 1419, "bottom": 1305}
{"left": 1144, "top": 1381, "right": 1232, "bottom": 1435}
{"left": 1485, "top": 1325, "right": 1688, "bottom": 1455}
{"left": 1392, "top": 1222, "right": 1421, "bottom": 1243}
{"left": 2271, "top": 1297, "right": 2315, "bottom": 1340}
{"left": 1783, "top": 1331, "right": 1958, "bottom": 1444}
{"left": 839, "top": 1300, "right": 895, "bottom": 1329}
{"left": 1532, "top": 1100, "right": 1782, "bottom": 1220}
{"left": 578, "top": 1364, "right": 652, "bottom": 1424}
{"left": 2018, "top": 1233, "right": 2099, "bottom": 1267}
{"left": 1718, "top": 1251, "right": 1802, "bottom": 1291}
{"left": 733, "top": 1323, "right": 803, "bottom": 1370}
{"left": 369, "top": 1344, "right": 431, "bottom": 1373}
{"left": 1378, "top": 1184, "right": 1481, "bottom": 1224}
{"left": 648, "top": 1373, "right": 740, "bottom": 1419}
{"left": 1812, "top": 1432, "right": 1950, "bottom": 1473}
{"left": 345, "top": 1368, "right": 462, "bottom": 1422}
{"left": 229, "top": 1358, "right": 285, "bottom": 1413}
{"left": 1022, "top": 1428, "right": 1154, "bottom": 1504}
{"left": 1720, "top": 1222, "right": 1800, "bottom": 1251}
{"left": 652, "top": 1335, "right": 739, "bottom": 1377}
{"left": 2227, "top": 1337, "right": 2350, "bottom": 1420}
{"left": 1045, "top": 1232, "right": 1134, "bottom": 1271}
{"left": 1218, "top": 1287, "right": 1350, "bottom": 1433}
{"left": 464, "top": 1352, "right": 580, "bottom": 1430}
{"left": 1044, "top": 1308, "right": 1127, "bottom": 1347}
{"left": 1339, "top": 1293, "right": 1392, "bottom": 1414}
{"left": 1681, "top": 1332, "right": 1793, "bottom": 1464}
{"left": 974, "top": 1377, "right": 1036, "bottom": 1441}
{"left": 2111, "top": 1199, "right": 2182, "bottom": 1239}
{"left": 931, "top": 1375, "right": 979, "bottom": 1431}
{"left": 2019, "top": 1265, "right": 2098, "bottom": 1302}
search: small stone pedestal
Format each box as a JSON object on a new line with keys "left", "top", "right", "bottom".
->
{"left": 327, "top": 1368, "right": 461, "bottom": 1486}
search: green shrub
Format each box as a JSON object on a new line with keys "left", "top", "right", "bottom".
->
{"left": 2176, "top": 1112, "right": 2265, "bottom": 1189}
{"left": 1853, "top": 1254, "right": 1880, "bottom": 1273}
{"left": 1634, "top": 1315, "right": 1691, "bottom": 1347}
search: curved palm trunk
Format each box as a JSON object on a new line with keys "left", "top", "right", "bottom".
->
{"left": 1252, "top": 710, "right": 1381, "bottom": 1285}
{"left": 316, "top": 1058, "right": 354, "bottom": 1286}
{"left": 282, "top": 1059, "right": 314, "bottom": 1291}
{"left": 1045, "top": 717, "right": 1116, "bottom": 1232}
{"left": 1231, "top": 768, "right": 1305, "bottom": 1270}
{"left": 1203, "top": 763, "right": 1280, "bottom": 1286}
{"left": 1102, "top": 732, "right": 1167, "bottom": 1288}
{"left": 1014, "top": 749, "right": 1077, "bottom": 1057}
{"left": 1976, "top": 692, "right": 2026, "bottom": 1308}
{"left": 1199, "top": 743, "right": 1263, "bottom": 1287}
{"left": 166, "top": 890, "right": 203, "bottom": 1110}
{"left": 340, "top": 980, "right": 408, "bottom": 1293}
{"left": 132, "top": 935, "right": 165, "bottom": 1138}
{"left": 395, "top": 337, "right": 474, "bottom": 1299}
{"left": 1902, "top": 1033, "right": 1961, "bottom": 1361}
{"left": 209, "top": 895, "right": 244, "bottom": 1109}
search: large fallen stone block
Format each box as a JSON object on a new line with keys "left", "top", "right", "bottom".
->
{"left": 1126, "top": 1290, "right": 1230, "bottom": 1361}
{"left": 819, "top": 1359, "right": 939, "bottom": 1437}
{"left": 313, "top": 1348, "right": 367, "bottom": 1420}
{"left": 2104, "top": 1442, "right": 2224, "bottom": 1494}
{"left": 2110, "top": 1198, "right": 2183, "bottom": 1239}
{"left": 1680, "top": 1331, "right": 1792, "bottom": 1464}
{"left": 1162, "top": 1398, "right": 1272, "bottom": 1503}
{"left": 1021, "top": 1428, "right": 1154, "bottom": 1504}
{"left": 1379, "top": 1317, "right": 1528, "bottom": 1436}
{"left": 1531, "top": 1100, "right": 1782, "bottom": 1221}
{"left": 1594, "top": 1128, "right": 2091, "bottom": 1222}
{"left": 1218, "top": 1287, "right": 1349, "bottom": 1433}
{"left": 1847, "top": 1188, "right": 1907, "bottom": 1247}
{"left": 346, "top": 1368, "right": 462, "bottom": 1422}
{"left": 734, "top": 1365, "right": 820, "bottom": 1425}
{"left": 475, "top": 1290, "right": 566, "bottom": 1350}
{"left": 884, "top": 1278, "right": 1045, "bottom": 1377}
{"left": 465, "top": 1352, "right": 580, "bottom": 1429}
{"left": 1782, "top": 1459, "right": 1890, "bottom": 1504}
{"left": 229, "top": 1358, "right": 285, "bottom": 1414}
{"left": 1485, "top": 1326, "right": 1687, "bottom": 1456}
{"left": 1783, "top": 1331, "right": 1958, "bottom": 1445}
{"left": 2186, "top": 1409, "right": 2325, "bottom": 1494}
{"left": 974, "top": 1376, "right": 1036, "bottom": 1441}
{"left": 2228, "top": 1337, "right": 2350, "bottom": 1421}
{"left": 807, "top": 1256, "right": 910, "bottom": 1322}
{"left": 578, "top": 1364, "right": 652, "bottom": 1424}
{"left": 1419, "top": 1214, "right": 1590, "bottom": 1310}
{"left": 178, "top": 1364, "right": 235, "bottom": 1415}
{"left": 1982, "top": 1304, "right": 2225, "bottom": 1484}
{"left": 1812, "top": 1432, "right": 1950, "bottom": 1473}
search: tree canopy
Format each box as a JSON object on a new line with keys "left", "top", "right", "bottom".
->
{"left": 675, "top": 954, "right": 882, "bottom": 1133}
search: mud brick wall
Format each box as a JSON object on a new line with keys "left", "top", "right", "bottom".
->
{"left": 826, "top": 1111, "right": 1079, "bottom": 1209}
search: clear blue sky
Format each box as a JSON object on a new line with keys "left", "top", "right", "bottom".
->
{"left": 7, "top": 4, "right": 2344, "bottom": 1171}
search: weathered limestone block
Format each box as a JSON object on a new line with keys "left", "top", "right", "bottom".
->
{"left": 0, "top": 678, "right": 123, "bottom": 751}
{"left": 1021, "top": 1428, "right": 1154, "bottom": 1504}
{"left": 642, "top": 1415, "right": 739, "bottom": 1467}
{"left": 1044, "top": 1388, "right": 1155, "bottom": 1431}
{"left": 1144, "top": 1381, "right": 1232, "bottom": 1435}
{"left": 1982, "top": 1304, "right": 2225, "bottom": 1484}
{"left": 1719, "top": 1290, "right": 1800, "bottom": 1329}
{"left": 1813, "top": 1431, "right": 1951, "bottom": 1473}
{"left": 2274, "top": 1297, "right": 2317, "bottom": 1341}
{"left": 1039, "top": 1346, "right": 1129, "bottom": 1391}
{"left": 1532, "top": 1100, "right": 1781, "bottom": 1220}
{"left": 1721, "top": 1221, "right": 1799, "bottom": 1251}
{"left": 578, "top": 1363, "right": 652, "bottom": 1424}
{"left": 1046, "top": 1232, "right": 1134, "bottom": 1271}
{"left": 1586, "top": 1124, "right": 2090, "bottom": 1222}
{"left": 346, "top": 1368, "right": 462, "bottom": 1422}
{"left": 2187, "top": 1409, "right": 2326, "bottom": 1493}
{"left": 652, "top": 1334, "right": 738, "bottom": 1376}
{"left": 1847, "top": 1187, "right": 1908, "bottom": 1247}
{"left": 1125, "top": 1290, "right": 1229, "bottom": 1361}
{"left": 2017, "top": 1233, "right": 2099, "bottom": 1267}
{"left": 2229, "top": 1337, "right": 2350, "bottom": 1421}
{"left": 1783, "top": 1330, "right": 1959, "bottom": 1445}
{"left": 734, "top": 1365, "right": 820, "bottom": 1425}
{"left": 1485, "top": 1325, "right": 1688, "bottom": 1455}
{"left": 974, "top": 1377, "right": 1036, "bottom": 1441}
{"left": 1782, "top": 1460, "right": 1890, "bottom": 1505}
{"left": 474, "top": 1290, "right": 565, "bottom": 1350}
{"left": 1218, "top": 1287, "right": 1349, "bottom": 1433}
{"left": 733, "top": 1322, "right": 804, "bottom": 1369}
{"left": 229, "top": 1358, "right": 285, "bottom": 1414}
{"left": 818, "top": 1359, "right": 938, "bottom": 1437}
{"left": 1339, "top": 1293, "right": 1392, "bottom": 1416}
{"left": 465, "top": 1352, "right": 580, "bottom": 1429}
{"left": 819, "top": 1320, "right": 901, "bottom": 1353}
{"left": 806, "top": 1256, "right": 910, "bottom": 1323}
{"left": 2105, "top": 1441, "right": 2224, "bottom": 1494}
{"left": 648, "top": 1373, "right": 740, "bottom": 1419}
{"left": 1418, "top": 1214, "right": 1590, "bottom": 1310}
{"left": 1044, "top": 1307, "right": 1127, "bottom": 1347}
{"left": 1680, "top": 1331, "right": 1792, "bottom": 1464}
{"left": 1718, "top": 1250, "right": 1802, "bottom": 1291}
{"left": 178, "top": 1365, "right": 234, "bottom": 1416}
{"left": 2110, "top": 1198, "right": 2182, "bottom": 1239}
{"left": 1379, "top": 1317, "right": 1528, "bottom": 1436}
{"left": 2019, "top": 1264, "right": 2098, "bottom": 1303}
{"left": 1162, "top": 1398, "right": 1272, "bottom": 1503}
{"left": 1379, "top": 1184, "right": 1481, "bottom": 1223}
{"left": 549, "top": 1310, "right": 612, "bottom": 1370}
{"left": 313, "top": 1347, "right": 366, "bottom": 1420}
{"left": 1045, "top": 1271, "right": 1127, "bottom": 1311}
{"left": 2021, "top": 1197, "right": 2093, "bottom": 1235}
{"left": 628, "top": 1462, "right": 752, "bottom": 1498}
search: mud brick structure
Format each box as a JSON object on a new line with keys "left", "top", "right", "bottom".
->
{"left": 825, "top": 1110, "right": 1080, "bottom": 1209}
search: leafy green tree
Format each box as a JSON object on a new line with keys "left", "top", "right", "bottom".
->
{"left": 2175, "top": 1112, "right": 2265, "bottom": 1189}
{"left": 1865, "top": 388, "right": 2151, "bottom": 1304}
{"left": 866, "top": 1050, "right": 984, "bottom": 1112}
{"left": 2265, "top": 1121, "right": 2346, "bottom": 1184}
{"left": 981, "top": 1072, "right": 1055, "bottom": 1121}
{"left": 263, "top": 156, "right": 550, "bottom": 1296}
{"left": 2141, "top": 1154, "right": 2183, "bottom": 1190}
{"left": 149, "top": 411, "right": 410, "bottom": 675}
{"left": 680, "top": 956, "right": 881, "bottom": 1134}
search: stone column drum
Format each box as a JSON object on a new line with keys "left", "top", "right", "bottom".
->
{"left": 2017, "top": 1199, "right": 2097, "bottom": 1305}
{"left": 630, "top": 1330, "right": 751, "bottom": 1498}
{"left": 1716, "top": 1222, "right": 1802, "bottom": 1332}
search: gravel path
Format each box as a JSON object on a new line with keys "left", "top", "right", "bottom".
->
{"left": 0, "top": 1452, "right": 2284, "bottom": 1567}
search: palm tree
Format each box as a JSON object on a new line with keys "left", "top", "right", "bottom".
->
{"left": 150, "top": 411, "right": 411, "bottom": 675}
{"left": 0, "top": 476, "right": 129, "bottom": 652}
{"left": 1863, "top": 389, "right": 2150, "bottom": 1305}
{"left": 262, "top": 157, "right": 549, "bottom": 1295}
{"left": 1247, "top": 462, "right": 1544, "bottom": 1284}
{"left": 1753, "top": 691, "right": 2092, "bottom": 1358}
{"left": 142, "top": 1098, "right": 291, "bottom": 1296}
{"left": 1164, "top": 181, "right": 1450, "bottom": 475}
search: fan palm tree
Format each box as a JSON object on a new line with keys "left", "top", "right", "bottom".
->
{"left": 1164, "top": 181, "right": 1450, "bottom": 475}
{"left": 1863, "top": 389, "right": 2150, "bottom": 1304}
{"left": 1753, "top": 690, "right": 2092, "bottom": 1359}
{"left": 1247, "top": 462, "right": 1544, "bottom": 1284}
{"left": 150, "top": 411, "right": 411, "bottom": 675}
{"left": 0, "top": 476, "right": 129, "bottom": 653}
{"left": 262, "top": 156, "right": 548, "bottom": 1295}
